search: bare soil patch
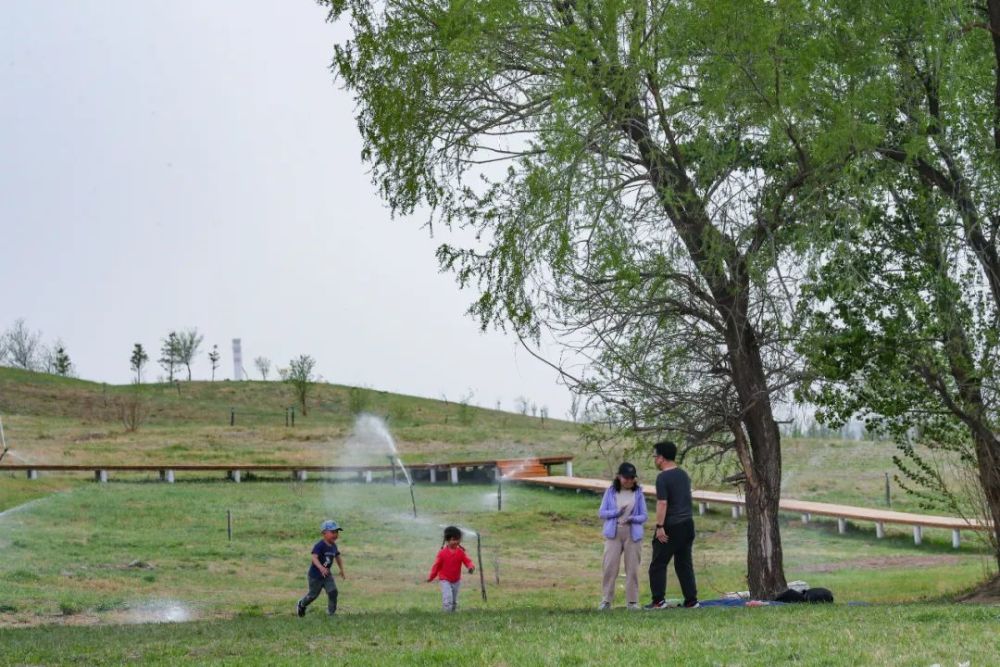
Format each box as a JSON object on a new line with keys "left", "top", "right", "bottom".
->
{"left": 955, "top": 574, "right": 1000, "bottom": 603}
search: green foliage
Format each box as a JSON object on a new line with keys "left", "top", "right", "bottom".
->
{"left": 285, "top": 355, "right": 317, "bottom": 416}
{"left": 129, "top": 343, "right": 149, "bottom": 384}
{"left": 793, "top": 1, "right": 1000, "bottom": 553}
{"left": 52, "top": 346, "right": 72, "bottom": 377}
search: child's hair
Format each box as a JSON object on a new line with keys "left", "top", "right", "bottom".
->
{"left": 443, "top": 525, "right": 462, "bottom": 541}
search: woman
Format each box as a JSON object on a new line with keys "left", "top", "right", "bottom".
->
{"left": 597, "top": 462, "right": 647, "bottom": 610}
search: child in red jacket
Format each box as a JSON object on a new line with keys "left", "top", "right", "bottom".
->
{"left": 427, "top": 525, "right": 475, "bottom": 612}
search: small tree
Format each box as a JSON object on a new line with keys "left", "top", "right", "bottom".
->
{"left": 207, "top": 345, "right": 221, "bottom": 381}
{"left": 514, "top": 396, "right": 529, "bottom": 416}
{"left": 174, "top": 329, "right": 204, "bottom": 381}
{"left": 117, "top": 390, "right": 149, "bottom": 433}
{"left": 457, "top": 390, "right": 475, "bottom": 426}
{"left": 347, "top": 386, "right": 370, "bottom": 415}
{"left": 52, "top": 344, "right": 72, "bottom": 377}
{"left": 130, "top": 343, "right": 149, "bottom": 384}
{"left": 4, "top": 319, "right": 42, "bottom": 370}
{"left": 285, "top": 355, "right": 316, "bottom": 416}
{"left": 254, "top": 356, "right": 271, "bottom": 381}
{"left": 159, "top": 332, "right": 181, "bottom": 383}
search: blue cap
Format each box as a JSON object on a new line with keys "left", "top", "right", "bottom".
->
{"left": 320, "top": 520, "right": 342, "bottom": 533}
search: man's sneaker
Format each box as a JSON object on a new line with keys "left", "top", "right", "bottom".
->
{"left": 598, "top": 601, "right": 612, "bottom": 611}
{"left": 626, "top": 603, "right": 641, "bottom": 611}
{"left": 643, "top": 600, "right": 668, "bottom": 610}
{"left": 680, "top": 601, "right": 701, "bottom": 608}
{"left": 296, "top": 603, "right": 305, "bottom": 617}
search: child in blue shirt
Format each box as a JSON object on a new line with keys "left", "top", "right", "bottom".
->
{"left": 296, "top": 520, "right": 346, "bottom": 617}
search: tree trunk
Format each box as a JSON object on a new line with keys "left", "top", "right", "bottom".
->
{"left": 745, "top": 466, "right": 786, "bottom": 598}
{"left": 971, "top": 432, "right": 1000, "bottom": 571}
{"left": 730, "top": 329, "right": 788, "bottom": 600}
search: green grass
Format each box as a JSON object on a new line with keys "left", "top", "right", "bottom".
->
{"left": 1, "top": 606, "right": 998, "bottom": 665}
{"left": 0, "top": 475, "right": 995, "bottom": 664}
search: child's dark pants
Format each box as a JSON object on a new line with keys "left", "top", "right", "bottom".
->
{"left": 299, "top": 575, "right": 338, "bottom": 615}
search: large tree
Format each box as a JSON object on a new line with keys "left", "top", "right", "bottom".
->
{"left": 324, "top": 0, "right": 857, "bottom": 596}
{"left": 800, "top": 0, "right": 1000, "bottom": 569}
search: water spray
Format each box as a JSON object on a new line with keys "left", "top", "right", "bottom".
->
{"left": 354, "top": 414, "right": 417, "bottom": 518}
{"left": 389, "top": 454, "right": 417, "bottom": 518}
{"left": 449, "top": 525, "right": 488, "bottom": 602}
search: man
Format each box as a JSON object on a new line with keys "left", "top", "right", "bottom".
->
{"left": 645, "top": 440, "right": 699, "bottom": 609}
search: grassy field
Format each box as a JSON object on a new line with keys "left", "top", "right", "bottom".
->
{"left": 0, "top": 481, "right": 995, "bottom": 664}
{"left": 2, "top": 368, "right": 997, "bottom": 665}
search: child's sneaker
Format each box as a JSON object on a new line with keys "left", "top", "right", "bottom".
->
{"left": 643, "top": 600, "right": 668, "bottom": 610}
{"left": 296, "top": 602, "right": 306, "bottom": 617}
{"left": 597, "top": 601, "right": 611, "bottom": 611}
{"left": 680, "top": 601, "right": 701, "bottom": 608}
{"left": 626, "top": 603, "right": 640, "bottom": 610}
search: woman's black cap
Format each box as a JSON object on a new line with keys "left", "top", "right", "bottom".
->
{"left": 618, "top": 462, "right": 637, "bottom": 478}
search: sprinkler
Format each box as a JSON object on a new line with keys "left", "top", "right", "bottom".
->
{"left": 390, "top": 454, "right": 418, "bottom": 518}
{"left": 0, "top": 415, "right": 7, "bottom": 464}
{"left": 451, "top": 526, "right": 487, "bottom": 602}
{"left": 475, "top": 532, "right": 487, "bottom": 602}
{"left": 408, "top": 480, "right": 417, "bottom": 519}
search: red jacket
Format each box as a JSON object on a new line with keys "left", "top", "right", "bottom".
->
{"left": 428, "top": 546, "right": 474, "bottom": 583}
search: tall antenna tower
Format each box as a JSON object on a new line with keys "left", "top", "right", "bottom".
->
{"left": 232, "top": 338, "right": 243, "bottom": 381}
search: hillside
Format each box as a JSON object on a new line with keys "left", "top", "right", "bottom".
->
{"left": 0, "top": 367, "right": 584, "bottom": 468}
{"left": 0, "top": 367, "right": 966, "bottom": 515}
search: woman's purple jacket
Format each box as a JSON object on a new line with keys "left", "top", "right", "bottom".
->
{"left": 598, "top": 485, "right": 648, "bottom": 541}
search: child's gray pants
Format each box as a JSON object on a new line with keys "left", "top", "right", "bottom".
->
{"left": 440, "top": 580, "right": 461, "bottom": 612}
{"left": 300, "top": 575, "right": 338, "bottom": 615}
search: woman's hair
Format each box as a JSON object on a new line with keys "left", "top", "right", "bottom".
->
{"left": 612, "top": 476, "right": 641, "bottom": 494}
{"left": 443, "top": 525, "right": 462, "bottom": 541}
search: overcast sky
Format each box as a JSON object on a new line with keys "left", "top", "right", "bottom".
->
{"left": 0, "top": 1, "right": 572, "bottom": 416}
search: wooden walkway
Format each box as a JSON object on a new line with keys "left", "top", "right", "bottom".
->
{"left": 520, "top": 475, "right": 989, "bottom": 549}
{"left": 0, "top": 456, "right": 573, "bottom": 484}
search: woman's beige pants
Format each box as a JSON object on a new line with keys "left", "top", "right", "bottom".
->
{"left": 602, "top": 525, "right": 641, "bottom": 605}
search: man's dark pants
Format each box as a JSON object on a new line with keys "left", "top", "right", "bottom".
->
{"left": 648, "top": 518, "right": 698, "bottom": 605}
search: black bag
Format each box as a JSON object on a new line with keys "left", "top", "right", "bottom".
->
{"left": 774, "top": 588, "right": 806, "bottom": 603}
{"left": 803, "top": 587, "right": 834, "bottom": 603}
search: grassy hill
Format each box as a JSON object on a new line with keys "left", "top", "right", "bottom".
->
{"left": 0, "top": 367, "right": 971, "bottom": 514}
{"left": 0, "top": 366, "right": 582, "bottom": 467}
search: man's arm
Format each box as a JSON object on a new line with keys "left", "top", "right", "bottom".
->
{"left": 655, "top": 500, "right": 668, "bottom": 543}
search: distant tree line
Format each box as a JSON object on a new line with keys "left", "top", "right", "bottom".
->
{"left": 0, "top": 318, "right": 74, "bottom": 377}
